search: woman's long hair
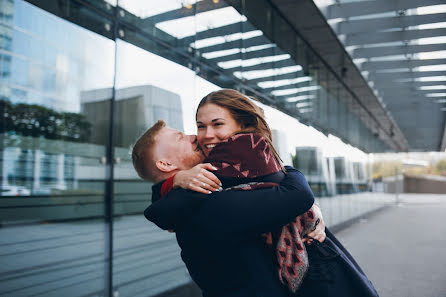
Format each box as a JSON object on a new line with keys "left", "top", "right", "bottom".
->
{"left": 197, "top": 89, "right": 285, "bottom": 171}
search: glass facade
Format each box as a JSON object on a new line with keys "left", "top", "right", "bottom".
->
{"left": 0, "top": 1, "right": 393, "bottom": 296}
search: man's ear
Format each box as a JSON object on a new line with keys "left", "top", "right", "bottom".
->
{"left": 155, "top": 159, "right": 178, "bottom": 173}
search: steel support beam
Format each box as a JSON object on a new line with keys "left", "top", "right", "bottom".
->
{"left": 198, "top": 35, "right": 271, "bottom": 53}
{"left": 324, "top": 0, "right": 445, "bottom": 19}
{"left": 273, "top": 90, "right": 316, "bottom": 99}
{"left": 378, "top": 92, "right": 444, "bottom": 100}
{"left": 246, "top": 71, "right": 304, "bottom": 84}
{"left": 361, "top": 58, "right": 446, "bottom": 71}
{"left": 206, "top": 46, "right": 280, "bottom": 63}
{"left": 261, "top": 0, "right": 410, "bottom": 151}
{"left": 261, "top": 80, "right": 314, "bottom": 92}
{"left": 385, "top": 96, "right": 445, "bottom": 102}
{"left": 352, "top": 43, "right": 446, "bottom": 59}
{"left": 179, "top": 21, "right": 256, "bottom": 45}
{"left": 222, "top": 58, "right": 295, "bottom": 72}
{"left": 378, "top": 90, "right": 441, "bottom": 97}
{"left": 373, "top": 80, "right": 446, "bottom": 88}
{"left": 335, "top": 13, "right": 446, "bottom": 35}
{"left": 368, "top": 70, "right": 446, "bottom": 81}
{"left": 345, "top": 28, "right": 446, "bottom": 46}
{"left": 281, "top": 97, "right": 314, "bottom": 104}
{"left": 378, "top": 86, "right": 446, "bottom": 92}
{"left": 141, "top": 0, "right": 227, "bottom": 24}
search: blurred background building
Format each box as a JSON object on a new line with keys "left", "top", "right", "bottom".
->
{"left": 0, "top": 0, "right": 445, "bottom": 296}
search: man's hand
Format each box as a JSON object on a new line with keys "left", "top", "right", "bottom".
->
{"left": 303, "top": 204, "right": 326, "bottom": 244}
{"left": 173, "top": 163, "right": 222, "bottom": 194}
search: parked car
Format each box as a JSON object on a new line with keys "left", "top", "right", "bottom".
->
{"left": 0, "top": 186, "right": 31, "bottom": 196}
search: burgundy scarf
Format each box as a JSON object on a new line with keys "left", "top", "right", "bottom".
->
{"left": 204, "top": 133, "right": 319, "bottom": 293}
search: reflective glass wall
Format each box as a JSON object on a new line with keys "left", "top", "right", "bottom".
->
{"left": 0, "top": 1, "right": 393, "bottom": 296}
{"left": 0, "top": 0, "right": 115, "bottom": 296}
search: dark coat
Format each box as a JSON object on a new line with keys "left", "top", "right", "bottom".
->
{"left": 145, "top": 167, "right": 314, "bottom": 297}
{"left": 297, "top": 228, "right": 379, "bottom": 297}
{"left": 145, "top": 167, "right": 379, "bottom": 297}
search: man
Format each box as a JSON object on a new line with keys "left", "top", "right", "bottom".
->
{"left": 132, "top": 119, "right": 326, "bottom": 233}
{"left": 132, "top": 120, "right": 222, "bottom": 193}
{"left": 132, "top": 120, "right": 203, "bottom": 183}
{"left": 132, "top": 120, "right": 325, "bottom": 297}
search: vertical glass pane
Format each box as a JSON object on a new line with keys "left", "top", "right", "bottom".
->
{"left": 0, "top": 1, "right": 115, "bottom": 296}
{"left": 112, "top": 1, "right": 221, "bottom": 296}
{"left": 112, "top": 39, "right": 195, "bottom": 297}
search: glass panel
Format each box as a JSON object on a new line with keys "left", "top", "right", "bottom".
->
{"left": 0, "top": 1, "right": 115, "bottom": 296}
{"left": 112, "top": 1, "right": 221, "bottom": 296}
{"left": 4, "top": 1, "right": 397, "bottom": 296}
{"left": 111, "top": 39, "right": 195, "bottom": 297}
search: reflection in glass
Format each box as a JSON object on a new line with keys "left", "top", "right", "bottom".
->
{"left": 293, "top": 147, "right": 330, "bottom": 197}
{"left": 0, "top": 0, "right": 396, "bottom": 296}
{"left": 110, "top": 35, "right": 219, "bottom": 296}
{"left": 0, "top": 1, "right": 114, "bottom": 296}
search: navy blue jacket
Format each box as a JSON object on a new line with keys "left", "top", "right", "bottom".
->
{"left": 145, "top": 167, "right": 314, "bottom": 297}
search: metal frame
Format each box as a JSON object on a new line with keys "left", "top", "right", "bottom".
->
{"left": 345, "top": 28, "right": 446, "bottom": 46}
{"left": 315, "top": 0, "right": 446, "bottom": 151}
{"left": 361, "top": 58, "right": 446, "bottom": 71}
{"left": 335, "top": 13, "right": 446, "bottom": 35}
{"left": 352, "top": 43, "right": 446, "bottom": 59}
{"left": 26, "top": 0, "right": 443, "bottom": 152}
{"left": 323, "top": 0, "right": 445, "bottom": 19}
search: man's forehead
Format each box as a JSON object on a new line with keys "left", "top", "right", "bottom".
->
{"left": 160, "top": 127, "right": 180, "bottom": 136}
{"left": 156, "top": 127, "right": 181, "bottom": 142}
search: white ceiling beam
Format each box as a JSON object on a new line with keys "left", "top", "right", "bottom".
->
{"left": 335, "top": 13, "right": 446, "bottom": 35}
{"left": 345, "top": 28, "right": 446, "bottom": 46}
{"left": 142, "top": 0, "right": 227, "bottom": 24}
{"left": 368, "top": 70, "right": 446, "bottom": 81}
{"left": 325, "top": 0, "right": 445, "bottom": 19}
{"left": 352, "top": 43, "right": 446, "bottom": 59}
{"left": 373, "top": 80, "right": 446, "bottom": 88}
{"left": 361, "top": 58, "right": 446, "bottom": 71}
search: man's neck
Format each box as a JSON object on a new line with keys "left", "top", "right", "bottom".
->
{"left": 154, "top": 171, "right": 177, "bottom": 184}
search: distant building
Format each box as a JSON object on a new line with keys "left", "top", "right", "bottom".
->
{"left": 332, "top": 156, "right": 354, "bottom": 194}
{"left": 81, "top": 85, "right": 184, "bottom": 148}
{"left": 1, "top": 85, "right": 184, "bottom": 196}
{"left": 272, "top": 129, "right": 292, "bottom": 166}
{"left": 294, "top": 147, "right": 331, "bottom": 196}
{"left": 352, "top": 161, "right": 368, "bottom": 191}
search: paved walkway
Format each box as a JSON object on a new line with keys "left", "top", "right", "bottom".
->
{"left": 335, "top": 194, "right": 446, "bottom": 297}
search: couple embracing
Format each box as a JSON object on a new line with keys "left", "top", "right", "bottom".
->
{"left": 132, "top": 89, "right": 379, "bottom": 297}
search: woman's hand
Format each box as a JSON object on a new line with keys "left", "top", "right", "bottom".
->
{"left": 173, "top": 163, "right": 222, "bottom": 194}
{"left": 303, "top": 204, "right": 326, "bottom": 244}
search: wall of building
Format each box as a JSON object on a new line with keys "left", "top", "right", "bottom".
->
{"left": 0, "top": 1, "right": 390, "bottom": 297}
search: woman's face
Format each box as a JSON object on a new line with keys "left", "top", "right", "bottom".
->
{"left": 196, "top": 103, "right": 242, "bottom": 156}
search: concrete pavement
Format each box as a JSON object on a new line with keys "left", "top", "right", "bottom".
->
{"left": 335, "top": 194, "right": 446, "bottom": 297}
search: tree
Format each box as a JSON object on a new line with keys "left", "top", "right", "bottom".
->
{"left": 0, "top": 99, "right": 92, "bottom": 143}
{"left": 436, "top": 159, "right": 446, "bottom": 174}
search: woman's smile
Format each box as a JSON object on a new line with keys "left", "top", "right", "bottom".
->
{"left": 196, "top": 103, "right": 242, "bottom": 156}
{"left": 204, "top": 143, "right": 217, "bottom": 150}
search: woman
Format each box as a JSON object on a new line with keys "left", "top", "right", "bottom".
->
{"left": 146, "top": 89, "right": 379, "bottom": 297}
